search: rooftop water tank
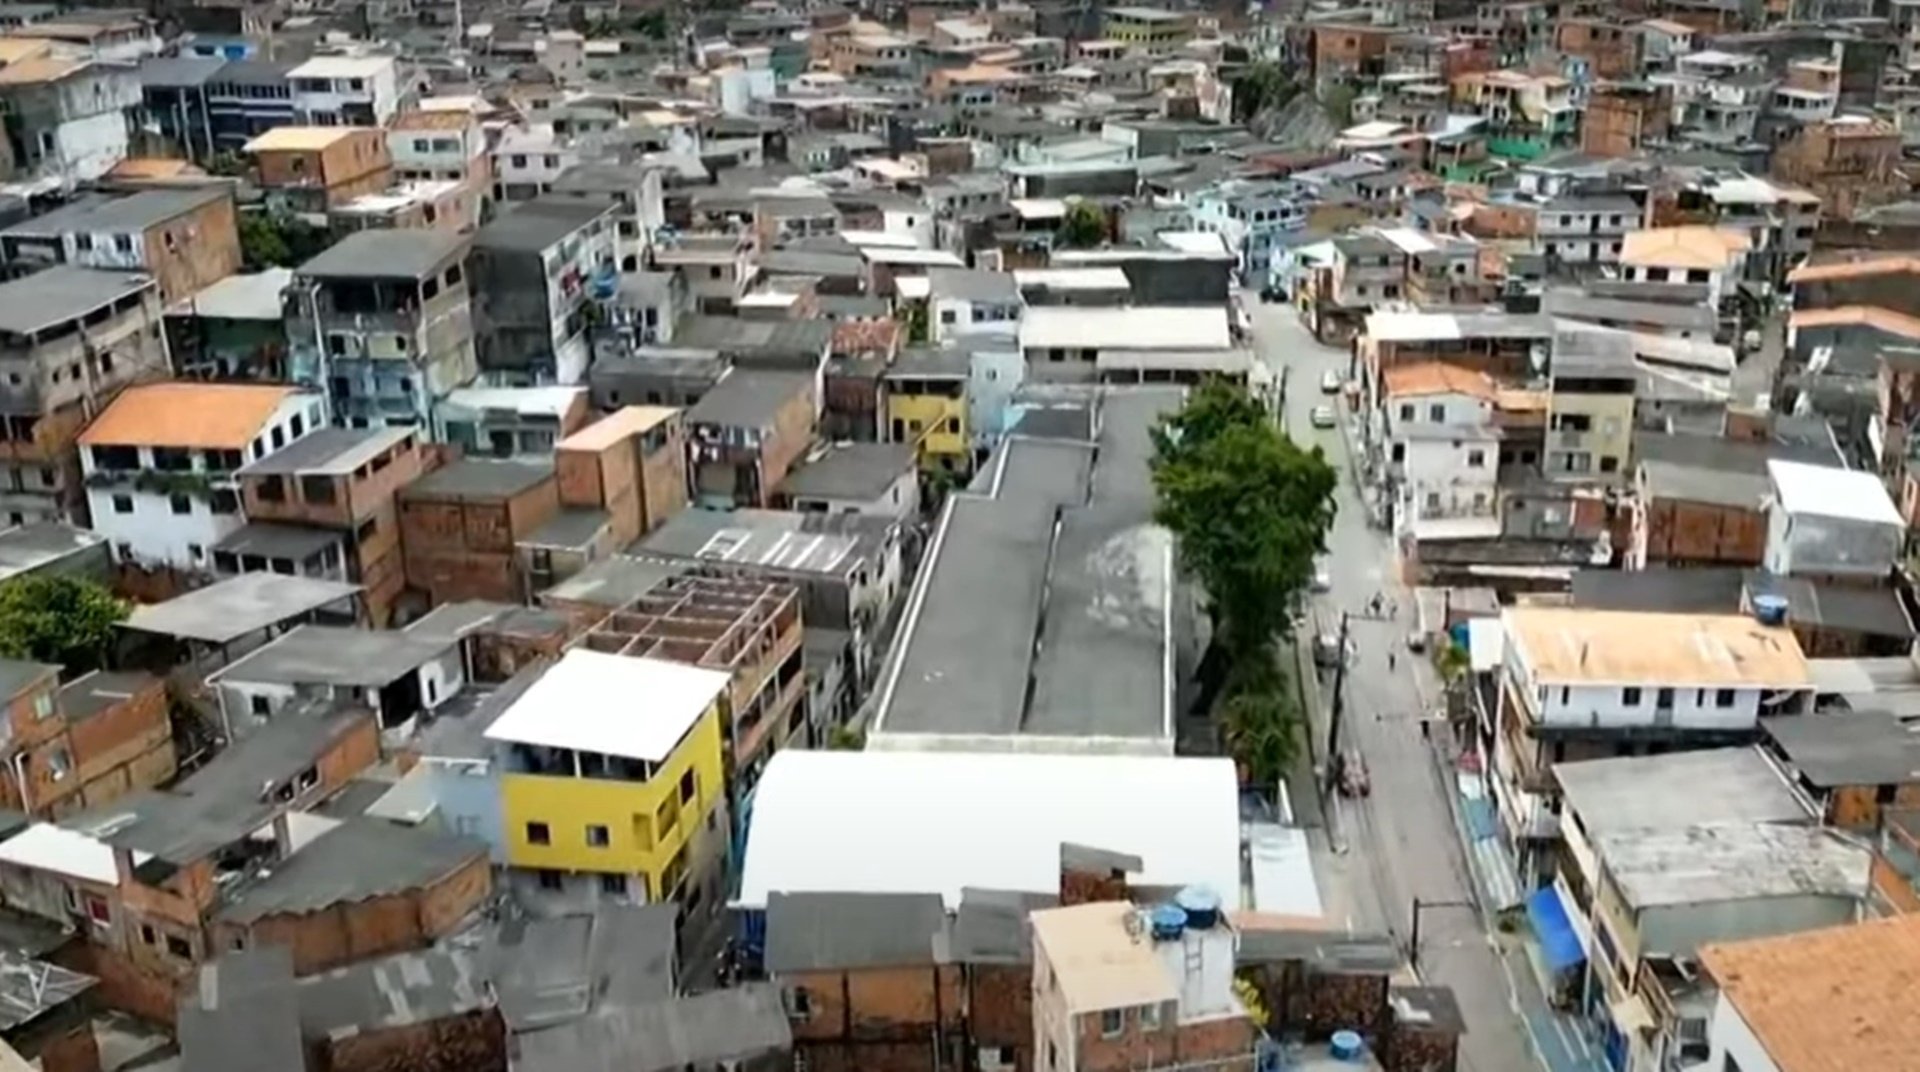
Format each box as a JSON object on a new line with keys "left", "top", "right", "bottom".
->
{"left": 1148, "top": 904, "right": 1188, "bottom": 942}
{"left": 1175, "top": 886, "right": 1222, "bottom": 930}
{"left": 1329, "top": 1030, "right": 1365, "bottom": 1062}
{"left": 1753, "top": 593, "right": 1789, "bottom": 627}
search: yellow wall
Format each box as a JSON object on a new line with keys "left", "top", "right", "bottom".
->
{"left": 499, "top": 700, "right": 725, "bottom": 894}
{"left": 1550, "top": 392, "right": 1635, "bottom": 475}
{"left": 889, "top": 392, "right": 969, "bottom": 462}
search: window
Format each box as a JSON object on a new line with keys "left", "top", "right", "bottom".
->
{"left": 169, "top": 494, "right": 191, "bottom": 515}
{"left": 526, "top": 821, "right": 551, "bottom": 845}
{"left": 188, "top": 543, "right": 203, "bottom": 562}
{"left": 166, "top": 935, "right": 192, "bottom": 958}
{"left": 1715, "top": 688, "right": 1736, "bottom": 708}
{"left": 140, "top": 924, "right": 155, "bottom": 945}
{"left": 1467, "top": 449, "right": 1485, "bottom": 467}
{"left": 1656, "top": 687, "right": 1673, "bottom": 708}
{"left": 111, "top": 494, "right": 132, "bottom": 514}
{"left": 212, "top": 490, "right": 239, "bottom": 515}
{"left": 586, "top": 824, "right": 610, "bottom": 847}
{"left": 783, "top": 986, "right": 813, "bottom": 1018}
{"left": 680, "top": 768, "right": 697, "bottom": 804}
{"left": 1428, "top": 403, "right": 1445, "bottom": 421}
{"left": 1399, "top": 403, "right": 1415, "bottom": 421}
{"left": 1622, "top": 686, "right": 1642, "bottom": 706}
{"left": 600, "top": 873, "right": 626, "bottom": 895}
{"left": 300, "top": 475, "right": 336, "bottom": 503}
{"left": 250, "top": 695, "right": 270, "bottom": 716}
{"left": 1140, "top": 1002, "right": 1162, "bottom": 1030}
{"left": 537, "top": 869, "right": 564, "bottom": 890}
{"left": 1100, "top": 1008, "right": 1124, "bottom": 1037}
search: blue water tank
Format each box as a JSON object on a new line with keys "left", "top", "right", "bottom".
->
{"left": 1753, "top": 594, "right": 1789, "bottom": 627}
{"left": 1175, "top": 886, "right": 1222, "bottom": 930}
{"left": 1329, "top": 1030, "right": 1365, "bottom": 1062}
{"left": 1148, "top": 904, "right": 1188, "bottom": 942}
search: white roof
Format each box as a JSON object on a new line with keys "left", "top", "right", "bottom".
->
{"left": 1158, "top": 231, "right": 1231, "bottom": 256}
{"left": 1468, "top": 616, "right": 1505, "bottom": 673}
{"left": 1377, "top": 227, "right": 1438, "bottom": 255}
{"left": 0, "top": 822, "right": 148, "bottom": 885}
{"left": 1768, "top": 460, "right": 1903, "bottom": 526}
{"left": 1012, "top": 267, "right": 1130, "bottom": 290}
{"left": 483, "top": 650, "right": 731, "bottom": 762}
{"left": 1010, "top": 197, "right": 1068, "bottom": 220}
{"left": 1020, "top": 306, "right": 1231, "bottom": 351}
{"left": 860, "top": 247, "right": 966, "bottom": 267}
{"left": 839, "top": 229, "right": 919, "bottom": 249}
{"left": 288, "top": 54, "right": 395, "bottom": 78}
{"left": 173, "top": 268, "right": 292, "bottom": 320}
{"left": 1340, "top": 120, "right": 1410, "bottom": 140}
{"left": 894, "top": 275, "right": 932, "bottom": 300}
{"left": 737, "top": 750, "right": 1243, "bottom": 909}
{"left": 442, "top": 385, "right": 584, "bottom": 417}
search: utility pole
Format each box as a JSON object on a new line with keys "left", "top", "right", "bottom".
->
{"left": 1409, "top": 897, "right": 1475, "bottom": 973}
{"left": 1321, "top": 611, "right": 1351, "bottom": 794}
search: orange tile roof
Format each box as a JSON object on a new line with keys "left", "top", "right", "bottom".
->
{"left": 0, "top": 56, "right": 83, "bottom": 86}
{"left": 1790, "top": 304, "right": 1920, "bottom": 342}
{"left": 107, "top": 157, "right": 203, "bottom": 180}
{"left": 556, "top": 405, "right": 678, "bottom": 452}
{"left": 1382, "top": 360, "right": 1497, "bottom": 401}
{"left": 1620, "top": 225, "right": 1751, "bottom": 271}
{"left": 1787, "top": 255, "right": 1920, "bottom": 285}
{"left": 1699, "top": 915, "right": 1920, "bottom": 1072}
{"left": 80, "top": 383, "right": 300, "bottom": 449}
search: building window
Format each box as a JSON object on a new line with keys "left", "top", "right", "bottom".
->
{"left": 1622, "top": 686, "right": 1642, "bottom": 706}
{"left": 1467, "top": 449, "right": 1485, "bottom": 468}
{"left": 1140, "top": 1002, "right": 1162, "bottom": 1030}
{"left": 600, "top": 873, "right": 626, "bottom": 895}
{"left": 526, "top": 821, "right": 551, "bottom": 845}
{"left": 680, "top": 768, "right": 697, "bottom": 804}
{"left": 1100, "top": 1008, "right": 1124, "bottom": 1037}
{"left": 586, "top": 824, "right": 609, "bottom": 847}
{"left": 783, "top": 986, "right": 813, "bottom": 1018}
{"left": 166, "top": 935, "right": 192, "bottom": 958}
{"left": 170, "top": 494, "right": 191, "bottom": 515}
{"left": 111, "top": 494, "right": 133, "bottom": 514}
{"left": 537, "top": 869, "right": 564, "bottom": 890}
{"left": 1398, "top": 403, "right": 1414, "bottom": 421}
{"left": 1716, "top": 688, "right": 1737, "bottom": 707}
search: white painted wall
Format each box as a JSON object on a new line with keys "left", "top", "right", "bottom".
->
{"left": 931, "top": 296, "right": 1020, "bottom": 343}
{"left": 291, "top": 59, "right": 400, "bottom": 124}
{"left": 1703, "top": 991, "right": 1779, "bottom": 1072}
{"left": 52, "top": 110, "right": 132, "bottom": 182}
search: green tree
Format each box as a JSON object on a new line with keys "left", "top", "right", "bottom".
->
{"left": 1232, "top": 61, "right": 1299, "bottom": 124}
{"left": 902, "top": 302, "right": 930, "bottom": 344}
{"left": 1055, "top": 201, "right": 1106, "bottom": 249}
{"left": 1152, "top": 382, "right": 1337, "bottom": 711}
{"left": 238, "top": 212, "right": 292, "bottom": 270}
{"left": 1220, "top": 684, "right": 1298, "bottom": 791}
{"left": 0, "top": 575, "right": 127, "bottom": 673}
{"left": 827, "top": 725, "right": 866, "bottom": 750}
{"left": 1320, "top": 83, "right": 1359, "bottom": 126}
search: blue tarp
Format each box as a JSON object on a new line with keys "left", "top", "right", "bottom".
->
{"left": 1526, "top": 886, "right": 1586, "bottom": 974}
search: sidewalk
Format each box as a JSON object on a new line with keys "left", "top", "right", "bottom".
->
{"left": 1427, "top": 729, "right": 1610, "bottom": 1072}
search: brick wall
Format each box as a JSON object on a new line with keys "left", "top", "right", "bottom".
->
{"left": 1639, "top": 497, "right": 1765, "bottom": 566}
{"left": 966, "top": 963, "right": 1031, "bottom": 1072}
{"left": 1074, "top": 1004, "right": 1257, "bottom": 1072}
{"left": 787, "top": 965, "right": 963, "bottom": 1072}
{"left": 321, "top": 1008, "right": 509, "bottom": 1072}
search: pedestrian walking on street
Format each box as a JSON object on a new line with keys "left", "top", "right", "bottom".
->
{"left": 1388, "top": 650, "right": 1397, "bottom": 671}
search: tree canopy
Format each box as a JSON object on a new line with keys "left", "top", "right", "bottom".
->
{"left": 1151, "top": 381, "right": 1338, "bottom": 788}
{"left": 1232, "top": 61, "right": 1300, "bottom": 124}
{"left": 0, "top": 575, "right": 127, "bottom": 673}
{"left": 1055, "top": 201, "right": 1106, "bottom": 249}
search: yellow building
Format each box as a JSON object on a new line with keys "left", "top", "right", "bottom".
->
{"left": 1546, "top": 337, "right": 1638, "bottom": 483}
{"left": 885, "top": 351, "right": 971, "bottom": 472}
{"left": 1103, "top": 6, "right": 1195, "bottom": 54}
{"left": 487, "top": 649, "right": 731, "bottom": 904}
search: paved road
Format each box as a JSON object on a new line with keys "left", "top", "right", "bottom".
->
{"left": 1248, "top": 301, "right": 1572, "bottom": 1072}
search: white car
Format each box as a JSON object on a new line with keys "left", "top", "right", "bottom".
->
{"left": 1311, "top": 561, "right": 1332, "bottom": 592}
{"left": 1320, "top": 370, "right": 1343, "bottom": 394}
{"left": 1309, "top": 405, "right": 1337, "bottom": 429}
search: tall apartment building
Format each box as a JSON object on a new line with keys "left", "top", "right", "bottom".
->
{"left": 0, "top": 268, "right": 169, "bottom": 525}
{"left": 285, "top": 228, "right": 477, "bottom": 430}
{"left": 469, "top": 197, "right": 619, "bottom": 385}
{"left": 78, "top": 382, "right": 327, "bottom": 570}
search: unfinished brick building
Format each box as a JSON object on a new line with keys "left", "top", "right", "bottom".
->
{"left": 579, "top": 569, "right": 804, "bottom": 803}
{"left": 1773, "top": 115, "right": 1902, "bottom": 220}
{"left": 398, "top": 457, "right": 559, "bottom": 606}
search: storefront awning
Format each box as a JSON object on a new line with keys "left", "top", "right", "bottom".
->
{"left": 1526, "top": 886, "right": 1587, "bottom": 974}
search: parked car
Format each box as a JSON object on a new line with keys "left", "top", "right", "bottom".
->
{"left": 1320, "top": 370, "right": 1342, "bottom": 394}
{"left": 1310, "top": 405, "right": 1337, "bottom": 429}
{"left": 1311, "top": 560, "right": 1332, "bottom": 592}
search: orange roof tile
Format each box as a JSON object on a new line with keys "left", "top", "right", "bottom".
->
{"left": 106, "top": 157, "right": 203, "bottom": 180}
{"left": 1787, "top": 255, "right": 1920, "bottom": 285}
{"left": 556, "top": 405, "right": 678, "bottom": 452}
{"left": 1699, "top": 915, "right": 1920, "bottom": 1072}
{"left": 1382, "top": 361, "right": 1497, "bottom": 401}
{"left": 80, "top": 383, "right": 300, "bottom": 449}
{"left": 1789, "top": 304, "right": 1920, "bottom": 341}
{"left": 1620, "top": 226, "right": 1751, "bottom": 271}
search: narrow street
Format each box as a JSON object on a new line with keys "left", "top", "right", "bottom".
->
{"left": 1248, "top": 301, "right": 1601, "bottom": 1072}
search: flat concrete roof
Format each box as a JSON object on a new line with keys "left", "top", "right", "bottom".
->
{"left": 212, "top": 624, "right": 455, "bottom": 688}
{"left": 870, "top": 388, "right": 1178, "bottom": 749}
{"left": 1554, "top": 747, "right": 1810, "bottom": 837}
{"left": 121, "top": 573, "right": 360, "bottom": 646}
